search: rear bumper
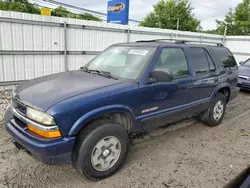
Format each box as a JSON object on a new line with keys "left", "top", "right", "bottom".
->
{"left": 4, "top": 108, "right": 75, "bottom": 165}
{"left": 229, "top": 87, "right": 240, "bottom": 101}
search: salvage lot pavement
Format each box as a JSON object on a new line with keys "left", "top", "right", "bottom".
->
{"left": 0, "top": 91, "right": 250, "bottom": 188}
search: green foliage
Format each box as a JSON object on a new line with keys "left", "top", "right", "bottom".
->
{"left": 51, "top": 7, "right": 101, "bottom": 21}
{"left": 0, "top": 0, "right": 40, "bottom": 14}
{"left": 215, "top": 9, "right": 238, "bottom": 35}
{"left": 78, "top": 13, "right": 101, "bottom": 21}
{"left": 0, "top": 2, "right": 101, "bottom": 22}
{"left": 140, "top": 0, "right": 201, "bottom": 32}
{"left": 214, "top": 0, "right": 250, "bottom": 35}
{"left": 234, "top": 0, "right": 250, "bottom": 35}
{"left": 51, "top": 6, "right": 70, "bottom": 17}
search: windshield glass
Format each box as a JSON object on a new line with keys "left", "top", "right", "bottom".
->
{"left": 85, "top": 46, "right": 154, "bottom": 80}
{"left": 243, "top": 59, "right": 250, "bottom": 66}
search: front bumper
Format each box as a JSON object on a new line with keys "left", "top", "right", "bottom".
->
{"left": 4, "top": 107, "right": 75, "bottom": 165}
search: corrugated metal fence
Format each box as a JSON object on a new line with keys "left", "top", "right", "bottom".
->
{"left": 0, "top": 10, "right": 250, "bottom": 89}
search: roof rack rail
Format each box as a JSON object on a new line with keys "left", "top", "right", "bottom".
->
{"left": 136, "top": 39, "right": 180, "bottom": 43}
{"left": 135, "top": 39, "right": 223, "bottom": 47}
{"left": 179, "top": 40, "right": 224, "bottom": 47}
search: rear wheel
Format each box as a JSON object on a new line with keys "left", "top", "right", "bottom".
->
{"left": 72, "top": 119, "right": 129, "bottom": 180}
{"left": 202, "top": 93, "right": 226, "bottom": 127}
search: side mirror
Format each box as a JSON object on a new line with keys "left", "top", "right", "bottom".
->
{"left": 239, "top": 61, "right": 244, "bottom": 65}
{"left": 149, "top": 69, "right": 173, "bottom": 83}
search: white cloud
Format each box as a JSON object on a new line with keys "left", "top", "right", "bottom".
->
{"left": 50, "top": 0, "right": 242, "bottom": 30}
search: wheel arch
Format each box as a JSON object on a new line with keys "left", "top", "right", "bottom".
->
{"left": 211, "top": 84, "right": 231, "bottom": 103}
{"left": 68, "top": 105, "right": 135, "bottom": 136}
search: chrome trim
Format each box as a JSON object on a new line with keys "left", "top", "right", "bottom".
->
{"left": 239, "top": 75, "right": 250, "bottom": 80}
{"left": 12, "top": 107, "right": 59, "bottom": 131}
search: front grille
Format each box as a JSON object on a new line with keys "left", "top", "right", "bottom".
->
{"left": 12, "top": 99, "right": 27, "bottom": 116}
{"left": 14, "top": 116, "right": 26, "bottom": 128}
{"left": 242, "top": 82, "right": 250, "bottom": 88}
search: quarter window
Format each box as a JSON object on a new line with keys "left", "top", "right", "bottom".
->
{"left": 213, "top": 48, "right": 237, "bottom": 68}
{"left": 154, "top": 48, "right": 189, "bottom": 77}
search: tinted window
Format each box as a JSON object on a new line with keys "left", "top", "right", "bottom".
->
{"left": 154, "top": 48, "right": 189, "bottom": 77}
{"left": 190, "top": 48, "right": 210, "bottom": 74}
{"left": 213, "top": 48, "right": 237, "bottom": 68}
{"left": 205, "top": 51, "right": 216, "bottom": 71}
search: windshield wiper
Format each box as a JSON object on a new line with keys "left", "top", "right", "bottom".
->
{"left": 98, "top": 70, "right": 118, "bottom": 80}
{"left": 80, "top": 66, "right": 90, "bottom": 73}
{"left": 80, "top": 67, "right": 118, "bottom": 80}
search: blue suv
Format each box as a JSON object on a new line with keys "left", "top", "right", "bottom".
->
{"left": 4, "top": 40, "right": 239, "bottom": 180}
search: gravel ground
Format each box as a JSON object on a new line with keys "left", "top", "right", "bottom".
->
{"left": 0, "top": 90, "right": 12, "bottom": 125}
{"left": 0, "top": 91, "right": 250, "bottom": 188}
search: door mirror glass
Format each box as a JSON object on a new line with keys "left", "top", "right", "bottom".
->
{"left": 150, "top": 69, "right": 173, "bottom": 83}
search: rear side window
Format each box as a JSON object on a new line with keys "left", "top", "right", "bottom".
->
{"left": 213, "top": 48, "right": 237, "bottom": 68}
{"left": 190, "top": 48, "right": 210, "bottom": 74}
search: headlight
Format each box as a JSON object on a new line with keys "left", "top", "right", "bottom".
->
{"left": 26, "top": 107, "right": 55, "bottom": 125}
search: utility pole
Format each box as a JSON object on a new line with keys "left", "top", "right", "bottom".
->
{"left": 176, "top": 18, "right": 179, "bottom": 31}
{"left": 176, "top": 18, "right": 180, "bottom": 38}
{"left": 222, "top": 25, "right": 228, "bottom": 44}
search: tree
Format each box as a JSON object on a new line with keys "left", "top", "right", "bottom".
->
{"left": 0, "top": 0, "right": 40, "bottom": 14}
{"left": 51, "top": 6, "right": 101, "bottom": 21}
{"left": 215, "top": 0, "right": 250, "bottom": 35}
{"left": 51, "top": 6, "right": 70, "bottom": 17}
{"left": 78, "top": 13, "right": 101, "bottom": 21}
{"left": 215, "top": 9, "right": 237, "bottom": 35}
{"left": 234, "top": 0, "right": 250, "bottom": 35}
{"left": 140, "top": 0, "right": 201, "bottom": 32}
{"left": 0, "top": 2, "right": 101, "bottom": 22}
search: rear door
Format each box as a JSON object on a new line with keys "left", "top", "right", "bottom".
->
{"left": 187, "top": 47, "right": 220, "bottom": 111}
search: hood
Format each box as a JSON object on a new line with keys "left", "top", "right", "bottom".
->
{"left": 15, "top": 71, "right": 123, "bottom": 111}
{"left": 239, "top": 65, "right": 250, "bottom": 76}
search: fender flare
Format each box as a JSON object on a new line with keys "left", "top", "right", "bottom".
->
{"left": 210, "top": 83, "right": 231, "bottom": 99}
{"left": 68, "top": 105, "right": 135, "bottom": 136}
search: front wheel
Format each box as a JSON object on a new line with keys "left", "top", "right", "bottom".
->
{"left": 72, "top": 120, "right": 129, "bottom": 180}
{"left": 204, "top": 93, "right": 226, "bottom": 127}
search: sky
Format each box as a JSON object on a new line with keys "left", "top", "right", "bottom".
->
{"left": 39, "top": 0, "right": 242, "bottom": 30}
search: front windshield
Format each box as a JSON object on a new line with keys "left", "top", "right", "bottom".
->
{"left": 243, "top": 59, "right": 250, "bottom": 66}
{"left": 85, "top": 46, "right": 154, "bottom": 80}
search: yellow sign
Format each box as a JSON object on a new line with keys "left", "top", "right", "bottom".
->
{"left": 41, "top": 8, "right": 51, "bottom": 16}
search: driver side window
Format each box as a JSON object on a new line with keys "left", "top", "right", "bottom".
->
{"left": 154, "top": 48, "right": 189, "bottom": 77}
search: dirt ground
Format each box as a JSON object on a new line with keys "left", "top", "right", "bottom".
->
{"left": 1, "top": 91, "right": 250, "bottom": 188}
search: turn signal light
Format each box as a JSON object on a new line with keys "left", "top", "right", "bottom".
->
{"left": 27, "top": 124, "right": 62, "bottom": 138}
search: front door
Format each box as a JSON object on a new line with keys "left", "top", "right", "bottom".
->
{"left": 137, "top": 47, "right": 194, "bottom": 130}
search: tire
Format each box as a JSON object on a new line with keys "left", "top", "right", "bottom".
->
{"left": 72, "top": 119, "right": 129, "bottom": 180}
{"left": 204, "top": 92, "right": 226, "bottom": 127}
